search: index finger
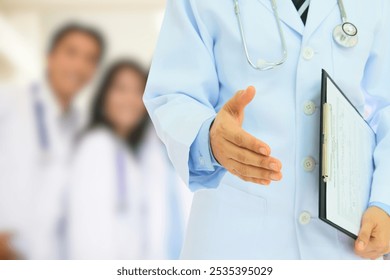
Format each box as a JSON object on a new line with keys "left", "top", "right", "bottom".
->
{"left": 223, "top": 126, "right": 271, "bottom": 156}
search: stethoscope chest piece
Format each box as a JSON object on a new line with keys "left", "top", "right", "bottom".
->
{"left": 333, "top": 22, "right": 358, "bottom": 48}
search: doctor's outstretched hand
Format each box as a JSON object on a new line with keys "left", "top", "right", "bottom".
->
{"left": 355, "top": 206, "right": 390, "bottom": 259}
{"left": 210, "top": 86, "right": 282, "bottom": 186}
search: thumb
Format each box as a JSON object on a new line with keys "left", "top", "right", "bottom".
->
{"left": 224, "top": 86, "right": 256, "bottom": 116}
{"left": 356, "top": 221, "right": 374, "bottom": 251}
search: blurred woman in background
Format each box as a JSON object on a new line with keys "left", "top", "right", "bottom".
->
{"left": 67, "top": 60, "right": 192, "bottom": 260}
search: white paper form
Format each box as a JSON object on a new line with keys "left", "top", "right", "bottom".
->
{"left": 325, "top": 77, "right": 376, "bottom": 236}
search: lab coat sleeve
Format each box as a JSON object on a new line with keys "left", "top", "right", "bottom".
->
{"left": 143, "top": 0, "right": 226, "bottom": 191}
{"left": 363, "top": 1, "right": 390, "bottom": 215}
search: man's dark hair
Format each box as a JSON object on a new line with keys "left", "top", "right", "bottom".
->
{"left": 48, "top": 23, "right": 105, "bottom": 60}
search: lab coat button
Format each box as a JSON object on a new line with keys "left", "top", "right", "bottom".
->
{"left": 302, "top": 47, "right": 315, "bottom": 60}
{"left": 303, "top": 101, "right": 316, "bottom": 115}
{"left": 299, "top": 211, "right": 311, "bottom": 225}
{"left": 303, "top": 157, "right": 316, "bottom": 172}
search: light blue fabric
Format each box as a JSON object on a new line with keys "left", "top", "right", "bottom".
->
{"left": 188, "top": 116, "right": 225, "bottom": 191}
{"left": 144, "top": 0, "right": 390, "bottom": 259}
{"left": 166, "top": 164, "right": 183, "bottom": 260}
{"left": 32, "top": 83, "right": 50, "bottom": 151}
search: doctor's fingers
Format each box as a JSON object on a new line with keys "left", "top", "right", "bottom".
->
{"left": 355, "top": 236, "right": 390, "bottom": 258}
{"left": 221, "top": 125, "right": 271, "bottom": 156}
{"left": 224, "top": 86, "right": 256, "bottom": 116}
{"left": 224, "top": 139, "right": 282, "bottom": 171}
{"left": 354, "top": 247, "right": 384, "bottom": 260}
{"left": 365, "top": 237, "right": 390, "bottom": 255}
{"left": 227, "top": 159, "right": 282, "bottom": 183}
{"left": 231, "top": 171, "right": 271, "bottom": 186}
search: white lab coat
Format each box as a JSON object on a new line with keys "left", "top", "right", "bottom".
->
{"left": 0, "top": 81, "right": 83, "bottom": 259}
{"left": 137, "top": 125, "right": 192, "bottom": 259}
{"left": 144, "top": 0, "right": 390, "bottom": 259}
{"left": 67, "top": 126, "right": 192, "bottom": 260}
{"left": 67, "top": 128, "right": 143, "bottom": 260}
{"left": 0, "top": 87, "right": 29, "bottom": 233}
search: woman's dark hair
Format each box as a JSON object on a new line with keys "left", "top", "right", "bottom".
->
{"left": 88, "top": 59, "right": 149, "bottom": 151}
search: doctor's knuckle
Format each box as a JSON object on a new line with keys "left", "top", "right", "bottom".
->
{"left": 262, "top": 169, "right": 272, "bottom": 177}
{"left": 236, "top": 152, "right": 246, "bottom": 163}
{"left": 235, "top": 173, "right": 246, "bottom": 181}
{"left": 250, "top": 137, "right": 258, "bottom": 150}
{"left": 243, "top": 176, "right": 254, "bottom": 183}
{"left": 239, "top": 166, "right": 248, "bottom": 176}
{"left": 378, "top": 242, "right": 388, "bottom": 251}
{"left": 215, "top": 139, "right": 224, "bottom": 151}
{"left": 218, "top": 121, "right": 226, "bottom": 132}
{"left": 226, "top": 159, "right": 235, "bottom": 168}
{"left": 362, "top": 215, "right": 374, "bottom": 224}
{"left": 234, "top": 134, "right": 244, "bottom": 146}
{"left": 214, "top": 127, "right": 224, "bottom": 139}
{"left": 258, "top": 157, "right": 267, "bottom": 167}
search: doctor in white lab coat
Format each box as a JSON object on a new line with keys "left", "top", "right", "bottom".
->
{"left": 0, "top": 23, "right": 104, "bottom": 259}
{"left": 68, "top": 60, "right": 192, "bottom": 260}
{"left": 144, "top": 0, "right": 390, "bottom": 259}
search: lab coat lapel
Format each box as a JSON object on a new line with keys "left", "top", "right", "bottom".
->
{"left": 304, "top": 0, "right": 338, "bottom": 39}
{"left": 256, "top": 0, "right": 304, "bottom": 35}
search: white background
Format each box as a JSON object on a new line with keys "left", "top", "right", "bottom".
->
{"left": 0, "top": 260, "right": 389, "bottom": 280}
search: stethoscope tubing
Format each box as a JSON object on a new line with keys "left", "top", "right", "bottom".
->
{"left": 234, "top": 0, "right": 358, "bottom": 71}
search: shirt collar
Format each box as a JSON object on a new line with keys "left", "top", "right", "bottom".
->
{"left": 38, "top": 78, "right": 80, "bottom": 122}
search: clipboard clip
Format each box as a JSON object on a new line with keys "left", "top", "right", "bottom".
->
{"left": 322, "top": 103, "right": 331, "bottom": 183}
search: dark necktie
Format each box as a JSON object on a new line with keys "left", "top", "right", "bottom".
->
{"left": 292, "top": 0, "right": 310, "bottom": 25}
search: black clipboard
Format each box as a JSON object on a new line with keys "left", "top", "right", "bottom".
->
{"left": 319, "top": 69, "right": 375, "bottom": 240}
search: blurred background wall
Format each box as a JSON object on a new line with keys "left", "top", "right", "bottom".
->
{"left": 0, "top": 0, "right": 166, "bottom": 103}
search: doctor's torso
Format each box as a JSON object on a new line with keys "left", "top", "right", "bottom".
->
{"left": 181, "top": 1, "right": 379, "bottom": 199}
{"left": 169, "top": 0, "right": 384, "bottom": 259}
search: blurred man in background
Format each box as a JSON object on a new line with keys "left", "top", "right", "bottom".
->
{"left": 0, "top": 23, "right": 104, "bottom": 259}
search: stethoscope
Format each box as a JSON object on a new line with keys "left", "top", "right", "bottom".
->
{"left": 116, "top": 148, "right": 129, "bottom": 213}
{"left": 234, "top": 0, "right": 358, "bottom": 71}
{"left": 31, "top": 83, "right": 51, "bottom": 152}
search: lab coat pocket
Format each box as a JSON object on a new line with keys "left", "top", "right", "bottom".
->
{"left": 181, "top": 183, "right": 267, "bottom": 259}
